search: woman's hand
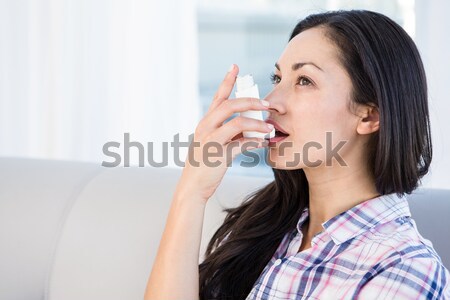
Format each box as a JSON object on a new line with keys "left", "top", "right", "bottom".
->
{"left": 144, "top": 64, "right": 272, "bottom": 300}
{"left": 176, "top": 64, "right": 273, "bottom": 203}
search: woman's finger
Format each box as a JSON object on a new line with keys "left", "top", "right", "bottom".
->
{"left": 202, "top": 97, "right": 270, "bottom": 131}
{"left": 208, "top": 116, "right": 274, "bottom": 145}
{"left": 230, "top": 132, "right": 243, "bottom": 142}
{"left": 225, "top": 137, "right": 268, "bottom": 165}
{"left": 207, "top": 64, "right": 239, "bottom": 113}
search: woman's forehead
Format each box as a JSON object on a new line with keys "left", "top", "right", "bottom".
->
{"left": 277, "top": 27, "right": 340, "bottom": 72}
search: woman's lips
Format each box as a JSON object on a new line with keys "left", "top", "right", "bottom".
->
{"left": 269, "top": 135, "right": 289, "bottom": 143}
{"left": 264, "top": 119, "right": 290, "bottom": 145}
{"left": 265, "top": 119, "right": 289, "bottom": 135}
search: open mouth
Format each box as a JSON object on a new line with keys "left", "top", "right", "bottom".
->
{"left": 268, "top": 130, "right": 289, "bottom": 144}
{"left": 275, "top": 130, "right": 289, "bottom": 137}
{"left": 264, "top": 119, "right": 290, "bottom": 144}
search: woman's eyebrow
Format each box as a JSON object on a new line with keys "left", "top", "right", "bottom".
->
{"left": 275, "top": 62, "right": 323, "bottom": 72}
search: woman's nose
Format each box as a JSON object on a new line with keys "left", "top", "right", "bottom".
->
{"left": 264, "top": 89, "right": 287, "bottom": 115}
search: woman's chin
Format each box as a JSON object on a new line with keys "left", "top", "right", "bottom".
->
{"left": 266, "top": 155, "right": 303, "bottom": 170}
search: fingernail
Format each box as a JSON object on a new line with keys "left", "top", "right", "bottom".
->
{"left": 267, "top": 123, "right": 274, "bottom": 130}
{"left": 228, "top": 64, "right": 234, "bottom": 72}
{"left": 261, "top": 100, "right": 270, "bottom": 107}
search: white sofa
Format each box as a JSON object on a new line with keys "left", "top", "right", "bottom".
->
{"left": 0, "top": 157, "right": 449, "bottom": 300}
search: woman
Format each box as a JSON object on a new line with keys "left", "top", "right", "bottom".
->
{"left": 145, "top": 10, "right": 450, "bottom": 300}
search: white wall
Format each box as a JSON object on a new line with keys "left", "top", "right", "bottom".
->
{"left": 415, "top": 0, "right": 450, "bottom": 189}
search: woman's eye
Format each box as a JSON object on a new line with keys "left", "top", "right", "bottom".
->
{"left": 270, "top": 72, "right": 281, "bottom": 85}
{"left": 270, "top": 73, "right": 313, "bottom": 86}
{"left": 298, "top": 76, "right": 312, "bottom": 86}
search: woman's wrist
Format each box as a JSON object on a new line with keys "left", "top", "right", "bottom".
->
{"left": 173, "top": 179, "right": 210, "bottom": 207}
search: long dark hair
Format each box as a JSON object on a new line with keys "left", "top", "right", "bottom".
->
{"left": 199, "top": 10, "right": 432, "bottom": 299}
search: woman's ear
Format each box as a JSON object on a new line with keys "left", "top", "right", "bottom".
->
{"left": 356, "top": 104, "right": 379, "bottom": 135}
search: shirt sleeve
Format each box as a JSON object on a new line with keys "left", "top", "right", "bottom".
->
{"left": 357, "top": 257, "right": 450, "bottom": 300}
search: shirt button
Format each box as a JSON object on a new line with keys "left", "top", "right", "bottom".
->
{"left": 274, "top": 258, "right": 282, "bottom": 266}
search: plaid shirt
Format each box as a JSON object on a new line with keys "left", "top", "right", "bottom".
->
{"left": 245, "top": 193, "right": 450, "bottom": 299}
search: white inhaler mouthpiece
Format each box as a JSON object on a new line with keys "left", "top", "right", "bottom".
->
{"left": 235, "top": 74, "right": 275, "bottom": 139}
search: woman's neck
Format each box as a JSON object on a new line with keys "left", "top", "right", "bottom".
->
{"left": 300, "top": 163, "right": 380, "bottom": 251}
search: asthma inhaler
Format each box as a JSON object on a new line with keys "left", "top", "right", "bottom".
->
{"left": 235, "top": 74, "right": 276, "bottom": 139}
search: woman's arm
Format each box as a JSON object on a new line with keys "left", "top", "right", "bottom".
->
{"left": 143, "top": 177, "right": 207, "bottom": 300}
{"left": 143, "top": 64, "right": 271, "bottom": 299}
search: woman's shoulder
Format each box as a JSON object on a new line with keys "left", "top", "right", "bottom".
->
{"left": 356, "top": 215, "right": 450, "bottom": 297}
{"left": 365, "top": 214, "right": 443, "bottom": 261}
{"left": 357, "top": 252, "right": 450, "bottom": 299}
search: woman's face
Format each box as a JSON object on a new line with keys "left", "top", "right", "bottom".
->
{"left": 265, "top": 27, "right": 364, "bottom": 170}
